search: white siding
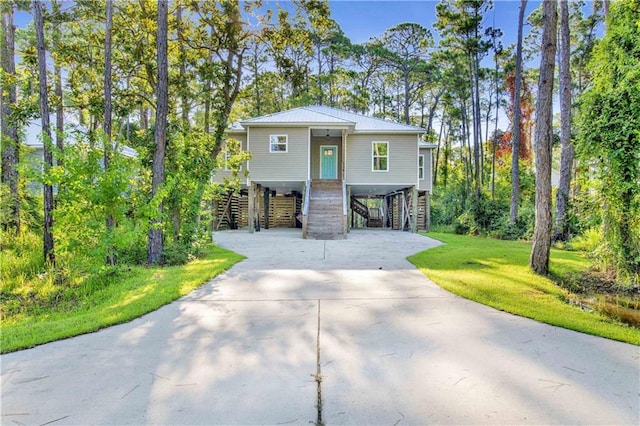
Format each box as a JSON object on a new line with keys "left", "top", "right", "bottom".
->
{"left": 247, "top": 127, "right": 309, "bottom": 181}
{"left": 418, "top": 147, "right": 433, "bottom": 192}
{"left": 346, "top": 133, "right": 418, "bottom": 185}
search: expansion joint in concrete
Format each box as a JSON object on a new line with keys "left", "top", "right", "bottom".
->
{"left": 315, "top": 299, "right": 324, "bottom": 426}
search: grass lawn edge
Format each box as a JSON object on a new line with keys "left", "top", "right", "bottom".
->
{"left": 1, "top": 245, "right": 244, "bottom": 354}
{"left": 409, "top": 232, "right": 640, "bottom": 346}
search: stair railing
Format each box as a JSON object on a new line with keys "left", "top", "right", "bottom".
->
{"left": 302, "top": 179, "right": 311, "bottom": 238}
{"left": 342, "top": 180, "right": 348, "bottom": 237}
{"left": 350, "top": 196, "right": 370, "bottom": 219}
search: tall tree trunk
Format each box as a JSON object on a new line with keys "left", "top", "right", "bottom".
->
{"left": 316, "top": 44, "right": 323, "bottom": 105}
{"left": 510, "top": 0, "right": 527, "bottom": 224}
{"left": 403, "top": 70, "right": 410, "bottom": 124}
{"left": 204, "top": 93, "right": 211, "bottom": 133}
{"left": 1, "top": 5, "right": 20, "bottom": 233}
{"left": 530, "top": 0, "right": 557, "bottom": 275}
{"left": 204, "top": 49, "right": 213, "bottom": 133}
{"left": 104, "top": 0, "right": 116, "bottom": 266}
{"left": 172, "top": 4, "right": 187, "bottom": 241}
{"left": 54, "top": 63, "right": 63, "bottom": 164}
{"left": 52, "top": 0, "right": 63, "bottom": 167}
{"left": 468, "top": 56, "right": 480, "bottom": 194}
{"left": 140, "top": 105, "right": 148, "bottom": 131}
{"left": 492, "top": 55, "right": 500, "bottom": 200}
{"left": 252, "top": 46, "right": 261, "bottom": 116}
{"left": 443, "top": 121, "right": 451, "bottom": 188}
{"left": 148, "top": 0, "right": 168, "bottom": 265}
{"left": 210, "top": 41, "right": 245, "bottom": 160}
{"left": 484, "top": 89, "right": 492, "bottom": 147}
{"left": 425, "top": 90, "right": 443, "bottom": 135}
{"left": 462, "top": 102, "right": 472, "bottom": 202}
{"left": 473, "top": 31, "right": 483, "bottom": 189}
{"left": 553, "top": 0, "right": 574, "bottom": 242}
{"left": 176, "top": 5, "right": 189, "bottom": 130}
{"left": 433, "top": 111, "right": 446, "bottom": 186}
{"left": 33, "top": 0, "right": 55, "bottom": 265}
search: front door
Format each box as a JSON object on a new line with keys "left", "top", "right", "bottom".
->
{"left": 320, "top": 146, "right": 338, "bottom": 179}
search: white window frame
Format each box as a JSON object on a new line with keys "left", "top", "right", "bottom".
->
{"left": 418, "top": 154, "right": 425, "bottom": 180}
{"left": 223, "top": 150, "right": 234, "bottom": 171}
{"left": 269, "top": 134, "right": 288, "bottom": 153}
{"left": 372, "top": 141, "right": 389, "bottom": 172}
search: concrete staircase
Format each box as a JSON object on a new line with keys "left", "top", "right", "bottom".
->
{"left": 306, "top": 179, "right": 346, "bottom": 240}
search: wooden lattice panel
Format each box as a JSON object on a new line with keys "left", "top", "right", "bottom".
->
{"left": 268, "top": 196, "right": 296, "bottom": 227}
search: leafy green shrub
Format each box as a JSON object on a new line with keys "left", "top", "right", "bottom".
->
{"left": 488, "top": 217, "right": 523, "bottom": 240}
{"left": 163, "top": 241, "right": 190, "bottom": 266}
{"left": 454, "top": 210, "right": 475, "bottom": 235}
{"left": 1, "top": 232, "right": 44, "bottom": 294}
{"left": 432, "top": 189, "right": 466, "bottom": 226}
{"left": 432, "top": 153, "right": 536, "bottom": 240}
{"left": 115, "top": 223, "right": 149, "bottom": 265}
{"left": 570, "top": 227, "right": 603, "bottom": 254}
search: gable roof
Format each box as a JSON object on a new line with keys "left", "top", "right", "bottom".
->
{"left": 237, "top": 105, "right": 425, "bottom": 134}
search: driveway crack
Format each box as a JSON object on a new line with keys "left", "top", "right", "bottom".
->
{"left": 315, "top": 299, "right": 324, "bottom": 426}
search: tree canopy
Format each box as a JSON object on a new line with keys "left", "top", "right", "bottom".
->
{"left": 1, "top": 0, "right": 635, "bottom": 287}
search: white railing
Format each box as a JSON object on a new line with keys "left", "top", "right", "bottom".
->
{"left": 342, "top": 180, "right": 348, "bottom": 216}
{"left": 303, "top": 179, "right": 311, "bottom": 216}
{"left": 342, "top": 180, "right": 348, "bottom": 236}
{"left": 302, "top": 179, "right": 311, "bottom": 238}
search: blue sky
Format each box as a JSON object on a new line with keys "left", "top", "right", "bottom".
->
{"left": 13, "top": 1, "right": 546, "bottom": 49}
{"left": 328, "top": 0, "right": 541, "bottom": 47}
{"left": 14, "top": 1, "right": 603, "bottom": 50}
{"left": 12, "top": 1, "right": 570, "bottom": 52}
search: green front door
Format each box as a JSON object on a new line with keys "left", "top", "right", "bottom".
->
{"left": 320, "top": 146, "right": 337, "bottom": 179}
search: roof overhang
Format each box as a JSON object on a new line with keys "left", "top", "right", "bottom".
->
{"left": 353, "top": 130, "right": 426, "bottom": 135}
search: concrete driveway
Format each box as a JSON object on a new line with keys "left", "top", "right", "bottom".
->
{"left": 1, "top": 229, "right": 638, "bottom": 425}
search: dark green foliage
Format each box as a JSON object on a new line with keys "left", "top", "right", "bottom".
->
{"left": 576, "top": 0, "right": 640, "bottom": 279}
{"left": 432, "top": 155, "right": 535, "bottom": 240}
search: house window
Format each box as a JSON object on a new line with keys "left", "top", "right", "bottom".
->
{"left": 372, "top": 141, "right": 388, "bottom": 171}
{"left": 419, "top": 155, "right": 425, "bottom": 180}
{"left": 224, "top": 150, "right": 231, "bottom": 171}
{"left": 270, "top": 135, "right": 288, "bottom": 153}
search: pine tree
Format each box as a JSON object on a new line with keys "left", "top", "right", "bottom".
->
{"left": 530, "top": 0, "right": 557, "bottom": 275}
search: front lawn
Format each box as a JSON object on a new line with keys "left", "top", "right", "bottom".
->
{"left": 1, "top": 246, "right": 244, "bottom": 353}
{"left": 409, "top": 233, "right": 640, "bottom": 345}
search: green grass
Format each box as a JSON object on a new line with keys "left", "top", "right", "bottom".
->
{"left": 409, "top": 233, "right": 640, "bottom": 345}
{"left": 1, "top": 246, "right": 244, "bottom": 353}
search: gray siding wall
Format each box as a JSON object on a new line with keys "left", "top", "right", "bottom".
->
{"left": 345, "top": 133, "right": 418, "bottom": 185}
{"left": 248, "top": 127, "right": 309, "bottom": 181}
{"left": 418, "top": 147, "right": 433, "bottom": 192}
{"left": 212, "top": 134, "right": 247, "bottom": 183}
{"left": 310, "top": 135, "right": 343, "bottom": 180}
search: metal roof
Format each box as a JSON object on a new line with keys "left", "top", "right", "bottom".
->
{"left": 306, "top": 105, "right": 425, "bottom": 133}
{"left": 240, "top": 107, "right": 353, "bottom": 126}
{"left": 419, "top": 141, "right": 438, "bottom": 148}
{"left": 237, "top": 106, "right": 425, "bottom": 134}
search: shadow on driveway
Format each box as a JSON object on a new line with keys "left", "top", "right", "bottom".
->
{"left": 1, "top": 229, "right": 638, "bottom": 425}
